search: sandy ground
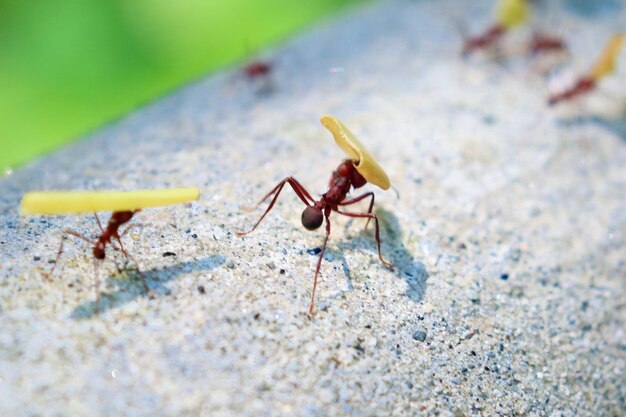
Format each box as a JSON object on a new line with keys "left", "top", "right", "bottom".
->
{"left": 1, "top": 0, "right": 625, "bottom": 416}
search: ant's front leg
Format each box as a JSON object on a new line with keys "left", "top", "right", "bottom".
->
{"left": 338, "top": 192, "right": 375, "bottom": 231}
{"left": 45, "top": 230, "right": 96, "bottom": 280}
{"left": 237, "top": 177, "right": 315, "bottom": 236}
{"left": 334, "top": 208, "right": 393, "bottom": 269}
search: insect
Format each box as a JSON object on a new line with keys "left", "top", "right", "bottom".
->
{"left": 549, "top": 33, "right": 625, "bottom": 105}
{"left": 237, "top": 115, "right": 394, "bottom": 315}
{"left": 20, "top": 187, "right": 200, "bottom": 296}
{"left": 242, "top": 59, "right": 274, "bottom": 92}
{"left": 243, "top": 61, "right": 272, "bottom": 80}
{"left": 463, "top": 0, "right": 530, "bottom": 56}
{"left": 529, "top": 32, "right": 567, "bottom": 55}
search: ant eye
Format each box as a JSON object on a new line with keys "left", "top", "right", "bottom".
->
{"left": 301, "top": 207, "right": 323, "bottom": 231}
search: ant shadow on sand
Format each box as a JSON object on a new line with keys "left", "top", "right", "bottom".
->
{"left": 321, "top": 207, "right": 428, "bottom": 306}
{"left": 70, "top": 255, "right": 225, "bottom": 319}
{"left": 557, "top": 116, "right": 626, "bottom": 142}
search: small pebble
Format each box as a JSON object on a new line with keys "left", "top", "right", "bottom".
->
{"left": 466, "top": 289, "right": 480, "bottom": 303}
{"left": 279, "top": 269, "right": 286, "bottom": 275}
{"left": 412, "top": 330, "right": 427, "bottom": 342}
{"left": 422, "top": 303, "right": 434, "bottom": 313}
{"left": 197, "top": 285, "right": 206, "bottom": 294}
{"left": 307, "top": 247, "right": 322, "bottom": 255}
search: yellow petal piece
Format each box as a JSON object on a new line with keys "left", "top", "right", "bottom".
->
{"left": 20, "top": 188, "right": 200, "bottom": 215}
{"left": 320, "top": 115, "right": 391, "bottom": 190}
{"left": 495, "top": 0, "right": 530, "bottom": 29}
{"left": 589, "top": 33, "right": 625, "bottom": 81}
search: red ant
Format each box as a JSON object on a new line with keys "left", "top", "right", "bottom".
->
{"left": 548, "top": 77, "right": 596, "bottom": 106}
{"left": 47, "top": 210, "right": 150, "bottom": 296}
{"left": 548, "top": 33, "right": 625, "bottom": 106}
{"left": 233, "top": 59, "right": 274, "bottom": 95}
{"left": 462, "top": 24, "right": 507, "bottom": 56}
{"left": 237, "top": 117, "right": 394, "bottom": 316}
{"left": 462, "top": 0, "right": 531, "bottom": 57}
{"left": 243, "top": 61, "right": 272, "bottom": 80}
{"left": 529, "top": 32, "right": 567, "bottom": 55}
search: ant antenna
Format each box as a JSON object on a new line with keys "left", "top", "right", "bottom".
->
{"left": 391, "top": 186, "right": 401, "bottom": 200}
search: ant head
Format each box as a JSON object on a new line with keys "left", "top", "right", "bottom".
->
{"left": 301, "top": 206, "right": 323, "bottom": 231}
{"left": 338, "top": 160, "right": 367, "bottom": 189}
{"left": 93, "top": 243, "right": 105, "bottom": 260}
{"left": 349, "top": 165, "right": 367, "bottom": 188}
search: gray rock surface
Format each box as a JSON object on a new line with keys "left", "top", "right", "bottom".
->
{"left": 1, "top": 1, "right": 625, "bottom": 416}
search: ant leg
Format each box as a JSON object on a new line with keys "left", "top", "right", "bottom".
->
{"left": 119, "top": 223, "right": 147, "bottom": 238}
{"left": 237, "top": 177, "right": 314, "bottom": 236}
{"left": 45, "top": 230, "right": 96, "bottom": 280}
{"left": 334, "top": 209, "right": 393, "bottom": 269}
{"left": 94, "top": 213, "right": 105, "bottom": 233}
{"left": 92, "top": 258, "right": 100, "bottom": 308}
{"left": 256, "top": 177, "right": 314, "bottom": 207}
{"left": 338, "top": 192, "right": 375, "bottom": 231}
{"left": 113, "top": 234, "right": 151, "bottom": 295}
{"left": 309, "top": 215, "right": 331, "bottom": 317}
{"left": 285, "top": 177, "right": 316, "bottom": 204}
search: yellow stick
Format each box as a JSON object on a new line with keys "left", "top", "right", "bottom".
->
{"left": 320, "top": 115, "right": 391, "bottom": 190}
{"left": 20, "top": 187, "right": 200, "bottom": 215}
{"left": 590, "top": 33, "right": 625, "bottom": 81}
{"left": 495, "top": 0, "right": 530, "bottom": 29}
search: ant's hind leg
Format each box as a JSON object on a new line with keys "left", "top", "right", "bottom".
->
{"left": 113, "top": 235, "right": 153, "bottom": 297}
{"left": 334, "top": 209, "right": 393, "bottom": 269}
{"left": 338, "top": 192, "right": 375, "bottom": 231}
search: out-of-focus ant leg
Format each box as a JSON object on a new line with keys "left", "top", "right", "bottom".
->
{"left": 45, "top": 230, "right": 96, "bottom": 280}
{"left": 112, "top": 234, "right": 151, "bottom": 296}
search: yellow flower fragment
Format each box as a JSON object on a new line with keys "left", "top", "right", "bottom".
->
{"left": 320, "top": 115, "right": 391, "bottom": 190}
{"left": 495, "top": 0, "right": 530, "bottom": 29}
{"left": 20, "top": 187, "right": 200, "bottom": 215}
{"left": 589, "top": 33, "right": 625, "bottom": 81}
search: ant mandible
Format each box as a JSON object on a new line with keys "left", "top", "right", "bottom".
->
{"left": 238, "top": 115, "right": 394, "bottom": 316}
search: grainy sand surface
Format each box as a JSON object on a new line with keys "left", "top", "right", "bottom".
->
{"left": 1, "top": 1, "right": 625, "bottom": 416}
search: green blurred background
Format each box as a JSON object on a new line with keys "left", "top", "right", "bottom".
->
{"left": 0, "top": 0, "right": 361, "bottom": 171}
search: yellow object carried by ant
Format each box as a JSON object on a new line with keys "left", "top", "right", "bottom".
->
{"left": 320, "top": 115, "right": 391, "bottom": 190}
{"left": 495, "top": 0, "right": 530, "bottom": 29}
{"left": 589, "top": 33, "right": 625, "bottom": 81}
{"left": 20, "top": 187, "right": 200, "bottom": 215}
